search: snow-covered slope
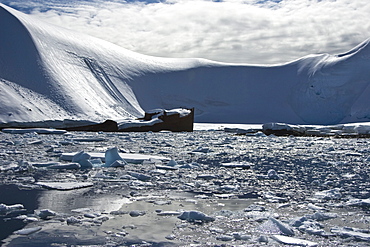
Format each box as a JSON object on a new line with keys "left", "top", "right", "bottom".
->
{"left": 1, "top": 3, "right": 370, "bottom": 125}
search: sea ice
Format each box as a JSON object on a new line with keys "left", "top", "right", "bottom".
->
{"left": 259, "top": 217, "right": 295, "bottom": 236}
{"left": 37, "top": 209, "right": 57, "bottom": 219}
{"left": 36, "top": 182, "right": 93, "bottom": 190}
{"left": 72, "top": 151, "right": 93, "bottom": 168}
{"left": 14, "top": 227, "right": 42, "bottom": 235}
{"left": 271, "top": 235, "right": 318, "bottom": 247}
{"left": 177, "top": 210, "right": 215, "bottom": 223}
{"left": 331, "top": 227, "right": 370, "bottom": 242}
{"left": 0, "top": 203, "right": 24, "bottom": 213}
{"left": 47, "top": 163, "right": 81, "bottom": 169}
{"left": 105, "top": 147, "right": 124, "bottom": 167}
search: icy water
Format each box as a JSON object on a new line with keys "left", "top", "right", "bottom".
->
{"left": 1, "top": 128, "right": 370, "bottom": 246}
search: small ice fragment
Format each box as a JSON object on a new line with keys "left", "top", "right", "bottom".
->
{"left": 129, "top": 210, "right": 146, "bottom": 217}
{"left": 331, "top": 227, "right": 370, "bottom": 241}
{"left": 244, "top": 204, "right": 266, "bottom": 212}
{"left": 267, "top": 169, "right": 280, "bottom": 179}
{"left": 216, "top": 235, "right": 233, "bottom": 241}
{"left": 177, "top": 210, "right": 215, "bottom": 223}
{"left": 0, "top": 203, "right": 24, "bottom": 213}
{"left": 155, "top": 165, "right": 178, "bottom": 170}
{"left": 270, "top": 217, "right": 295, "bottom": 236}
{"left": 38, "top": 209, "right": 56, "bottom": 219}
{"left": 271, "top": 235, "right": 318, "bottom": 247}
{"left": 67, "top": 216, "right": 82, "bottom": 225}
{"left": 233, "top": 232, "right": 252, "bottom": 240}
{"left": 110, "top": 159, "right": 128, "bottom": 167}
{"left": 15, "top": 227, "right": 42, "bottom": 235}
{"left": 314, "top": 188, "right": 342, "bottom": 200}
{"left": 308, "top": 212, "right": 337, "bottom": 221}
{"left": 167, "top": 159, "right": 178, "bottom": 167}
{"left": 165, "top": 234, "right": 176, "bottom": 240}
{"left": 345, "top": 198, "right": 370, "bottom": 208}
{"left": 48, "top": 163, "right": 81, "bottom": 169}
{"left": 197, "top": 174, "right": 217, "bottom": 180}
{"left": 105, "top": 147, "right": 125, "bottom": 167}
{"left": 84, "top": 213, "right": 98, "bottom": 218}
{"left": 257, "top": 235, "right": 269, "bottom": 243}
{"left": 36, "top": 182, "right": 93, "bottom": 190}
{"left": 157, "top": 211, "right": 181, "bottom": 216}
{"left": 28, "top": 140, "right": 43, "bottom": 145}
{"left": 128, "top": 172, "right": 151, "bottom": 181}
{"left": 72, "top": 151, "right": 92, "bottom": 168}
{"left": 260, "top": 217, "right": 295, "bottom": 236}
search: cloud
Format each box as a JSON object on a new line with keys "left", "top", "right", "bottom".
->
{"left": 2, "top": 0, "right": 370, "bottom": 64}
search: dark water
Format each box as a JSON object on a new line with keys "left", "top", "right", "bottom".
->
{"left": 0, "top": 184, "right": 40, "bottom": 245}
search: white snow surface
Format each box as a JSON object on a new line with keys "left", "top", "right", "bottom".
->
{"left": 1, "top": 4, "right": 370, "bottom": 125}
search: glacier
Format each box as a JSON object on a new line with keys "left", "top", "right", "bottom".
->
{"left": 1, "top": 3, "right": 370, "bottom": 126}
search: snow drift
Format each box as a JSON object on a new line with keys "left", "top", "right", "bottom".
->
{"left": 1, "top": 3, "right": 370, "bottom": 126}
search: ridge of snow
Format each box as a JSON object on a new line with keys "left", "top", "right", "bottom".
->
{"left": 1, "top": 3, "right": 370, "bottom": 125}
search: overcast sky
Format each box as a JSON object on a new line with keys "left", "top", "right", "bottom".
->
{"left": 2, "top": 0, "right": 370, "bottom": 64}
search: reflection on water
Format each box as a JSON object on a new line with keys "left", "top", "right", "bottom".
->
{"left": 2, "top": 186, "right": 260, "bottom": 246}
{"left": 0, "top": 184, "right": 40, "bottom": 244}
{"left": 37, "top": 188, "right": 131, "bottom": 214}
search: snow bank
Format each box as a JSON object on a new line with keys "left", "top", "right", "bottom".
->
{"left": 1, "top": 4, "right": 370, "bottom": 125}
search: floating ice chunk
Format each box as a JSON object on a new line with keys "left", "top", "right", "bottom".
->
{"left": 259, "top": 217, "right": 294, "bottom": 236}
{"left": 167, "top": 159, "right": 178, "bottom": 167}
{"left": 110, "top": 159, "right": 128, "bottom": 167}
{"left": 28, "top": 140, "right": 43, "bottom": 145}
{"left": 36, "top": 182, "right": 93, "bottom": 190}
{"left": 72, "top": 151, "right": 93, "bottom": 168}
{"left": 345, "top": 198, "right": 370, "bottom": 208}
{"left": 271, "top": 235, "right": 318, "bottom": 247}
{"left": 129, "top": 210, "right": 146, "bottom": 217}
{"left": 67, "top": 216, "right": 82, "bottom": 225}
{"left": 177, "top": 210, "right": 215, "bottom": 223}
{"left": 48, "top": 163, "right": 81, "bottom": 169}
{"left": 157, "top": 211, "right": 181, "bottom": 216}
{"left": 221, "top": 162, "right": 251, "bottom": 169}
{"left": 105, "top": 147, "right": 125, "bottom": 167}
{"left": 269, "top": 217, "right": 295, "bottom": 236}
{"left": 216, "top": 235, "right": 233, "bottom": 241}
{"left": 244, "top": 204, "right": 266, "bottom": 212}
{"left": 192, "top": 146, "right": 214, "bottom": 153}
{"left": 308, "top": 212, "right": 337, "bottom": 221}
{"left": 155, "top": 164, "right": 178, "bottom": 170}
{"left": 257, "top": 235, "right": 269, "bottom": 243}
{"left": 165, "top": 234, "right": 176, "bottom": 240}
{"left": 263, "top": 192, "right": 288, "bottom": 203}
{"left": 232, "top": 232, "right": 252, "bottom": 240}
{"left": 31, "top": 162, "right": 60, "bottom": 168}
{"left": 289, "top": 216, "right": 308, "bottom": 227}
{"left": 84, "top": 213, "right": 99, "bottom": 218}
{"left": 0, "top": 162, "right": 19, "bottom": 172}
{"left": 128, "top": 172, "right": 152, "bottom": 181}
{"left": 267, "top": 169, "right": 280, "bottom": 179}
{"left": 197, "top": 174, "right": 217, "bottom": 180}
{"left": 178, "top": 163, "right": 201, "bottom": 169}
{"left": 0, "top": 203, "right": 24, "bottom": 213}
{"left": 37, "top": 209, "right": 56, "bottom": 219}
{"left": 331, "top": 227, "right": 370, "bottom": 242}
{"left": 307, "top": 203, "right": 328, "bottom": 211}
{"left": 61, "top": 152, "right": 170, "bottom": 164}
{"left": 314, "top": 188, "right": 342, "bottom": 200}
{"left": 14, "top": 226, "right": 42, "bottom": 235}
